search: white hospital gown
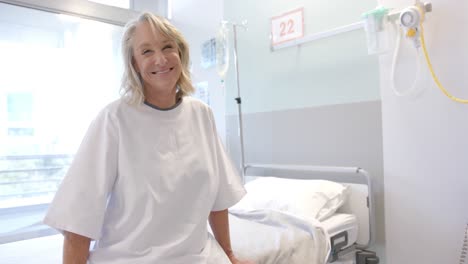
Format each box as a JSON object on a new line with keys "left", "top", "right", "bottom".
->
{"left": 43, "top": 97, "right": 246, "bottom": 264}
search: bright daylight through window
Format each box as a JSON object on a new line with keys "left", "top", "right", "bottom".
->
{"left": 0, "top": 2, "right": 123, "bottom": 240}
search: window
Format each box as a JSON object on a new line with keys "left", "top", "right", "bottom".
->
{"left": 0, "top": 2, "right": 123, "bottom": 243}
{"left": 7, "top": 93, "right": 33, "bottom": 122}
{"left": 6, "top": 93, "right": 34, "bottom": 137}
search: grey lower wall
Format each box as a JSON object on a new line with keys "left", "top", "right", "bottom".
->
{"left": 226, "top": 100, "right": 386, "bottom": 262}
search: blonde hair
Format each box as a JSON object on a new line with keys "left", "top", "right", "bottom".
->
{"left": 120, "top": 12, "right": 194, "bottom": 104}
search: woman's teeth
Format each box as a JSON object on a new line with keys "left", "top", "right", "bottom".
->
{"left": 152, "top": 68, "right": 172, "bottom": 74}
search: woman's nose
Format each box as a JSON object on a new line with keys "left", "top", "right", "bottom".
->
{"left": 153, "top": 51, "right": 167, "bottom": 66}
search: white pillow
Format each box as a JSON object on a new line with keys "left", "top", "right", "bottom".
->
{"left": 232, "top": 177, "right": 349, "bottom": 221}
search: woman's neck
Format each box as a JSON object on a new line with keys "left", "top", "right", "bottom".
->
{"left": 144, "top": 89, "right": 178, "bottom": 109}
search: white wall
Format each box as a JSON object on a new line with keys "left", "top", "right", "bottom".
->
{"left": 133, "top": 0, "right": 167, "bottom": 16}
{"left": 379, "top": 0, "right": 468, "bottom": 263}
{"left": 170, "top": 0, "right": 226, "bottom": 142}
{"left": 223, "top": 0, "right": 380, "bottom": 115}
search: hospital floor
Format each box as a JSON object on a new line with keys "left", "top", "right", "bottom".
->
{"left": 0, "top": 234, "right": 62, "bottom": 263}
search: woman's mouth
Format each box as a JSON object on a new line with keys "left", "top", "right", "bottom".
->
{"left": 151, "top": 67, "right": 174, "bottom": 75}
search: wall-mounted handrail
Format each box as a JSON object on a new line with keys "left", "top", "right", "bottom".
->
{"left": 270, "top": 7, "right": 412, "bottom": 52}
{"left": 271, "top": 21, "right": 365, "bottom": 51}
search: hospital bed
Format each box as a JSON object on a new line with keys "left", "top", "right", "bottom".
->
{"left": 227, "top": 164, "right": 380, "bottom": 264}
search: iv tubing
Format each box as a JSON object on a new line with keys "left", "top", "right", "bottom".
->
{"left": 419, "top": 23, "right": 468, "bottom": 104}
{"left": 390, "top": 22, "right": 422, "bottom": 97}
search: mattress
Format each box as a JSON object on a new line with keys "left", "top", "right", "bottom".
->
{"left": 322, "top": 213, "right": 359, "bottom": 249}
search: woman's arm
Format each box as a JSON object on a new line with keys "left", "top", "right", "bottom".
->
{"left": 209, "top": 210, "right": 254, "bottom": 264}
{"left": 63, "top": 231, "right": 91, "bottom": 264}
{"left": 209, "top": 209, "right": 234, "bottom": 258}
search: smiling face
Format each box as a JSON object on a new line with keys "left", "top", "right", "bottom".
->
{"left": 131, "top": 21, "right": 182, "bottom": 98}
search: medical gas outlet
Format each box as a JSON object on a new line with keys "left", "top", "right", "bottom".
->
{"left": 379, "top": 1, "right": 468, "bottom": 104}
{"left": 399, "top": 2, "right": 432, "bottom": 48}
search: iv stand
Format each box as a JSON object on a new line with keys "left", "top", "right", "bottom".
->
{"left": 230, "top": 21, "right": 248, "bottom": 183}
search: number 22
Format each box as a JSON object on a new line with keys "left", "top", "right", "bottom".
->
{"left": 280, "top": 19, "right": 294, "bottom": 37}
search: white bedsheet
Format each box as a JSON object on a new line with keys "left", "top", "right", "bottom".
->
{"left": 228, "top": 208, "right": 331, "bottom": 264}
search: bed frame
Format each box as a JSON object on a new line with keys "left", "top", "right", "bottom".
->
{"left": 243, "top": 163, "right": 379, "bottom": 264}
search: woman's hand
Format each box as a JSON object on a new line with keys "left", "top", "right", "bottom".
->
{"left": 208, "top": 210, "right": 255, "bottom": 264}
{"left": 227, "top": 253, "right": 255, "bottom": 264}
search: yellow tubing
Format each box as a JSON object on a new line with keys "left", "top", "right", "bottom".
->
{"left": 420, "top": 23, "right": 468, "bottom": 103}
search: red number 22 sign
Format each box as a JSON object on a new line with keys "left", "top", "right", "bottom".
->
{"left": 271, "top": 8, "right": 304, "bottom": 46}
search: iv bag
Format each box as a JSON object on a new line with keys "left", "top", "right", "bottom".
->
{"left": 216, "top": 21, "right": 229, "bottom": 78}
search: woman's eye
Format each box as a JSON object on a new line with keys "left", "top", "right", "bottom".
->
{"left": 163, "top": 45, "right": 174, "bottom": 50}
{"left": 142, "top": 49, "right": 152, "bottom": 55}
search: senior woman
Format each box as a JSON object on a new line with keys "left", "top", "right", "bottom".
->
{"left": 44, "top": 12, "right": 253, "bottom": 264}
